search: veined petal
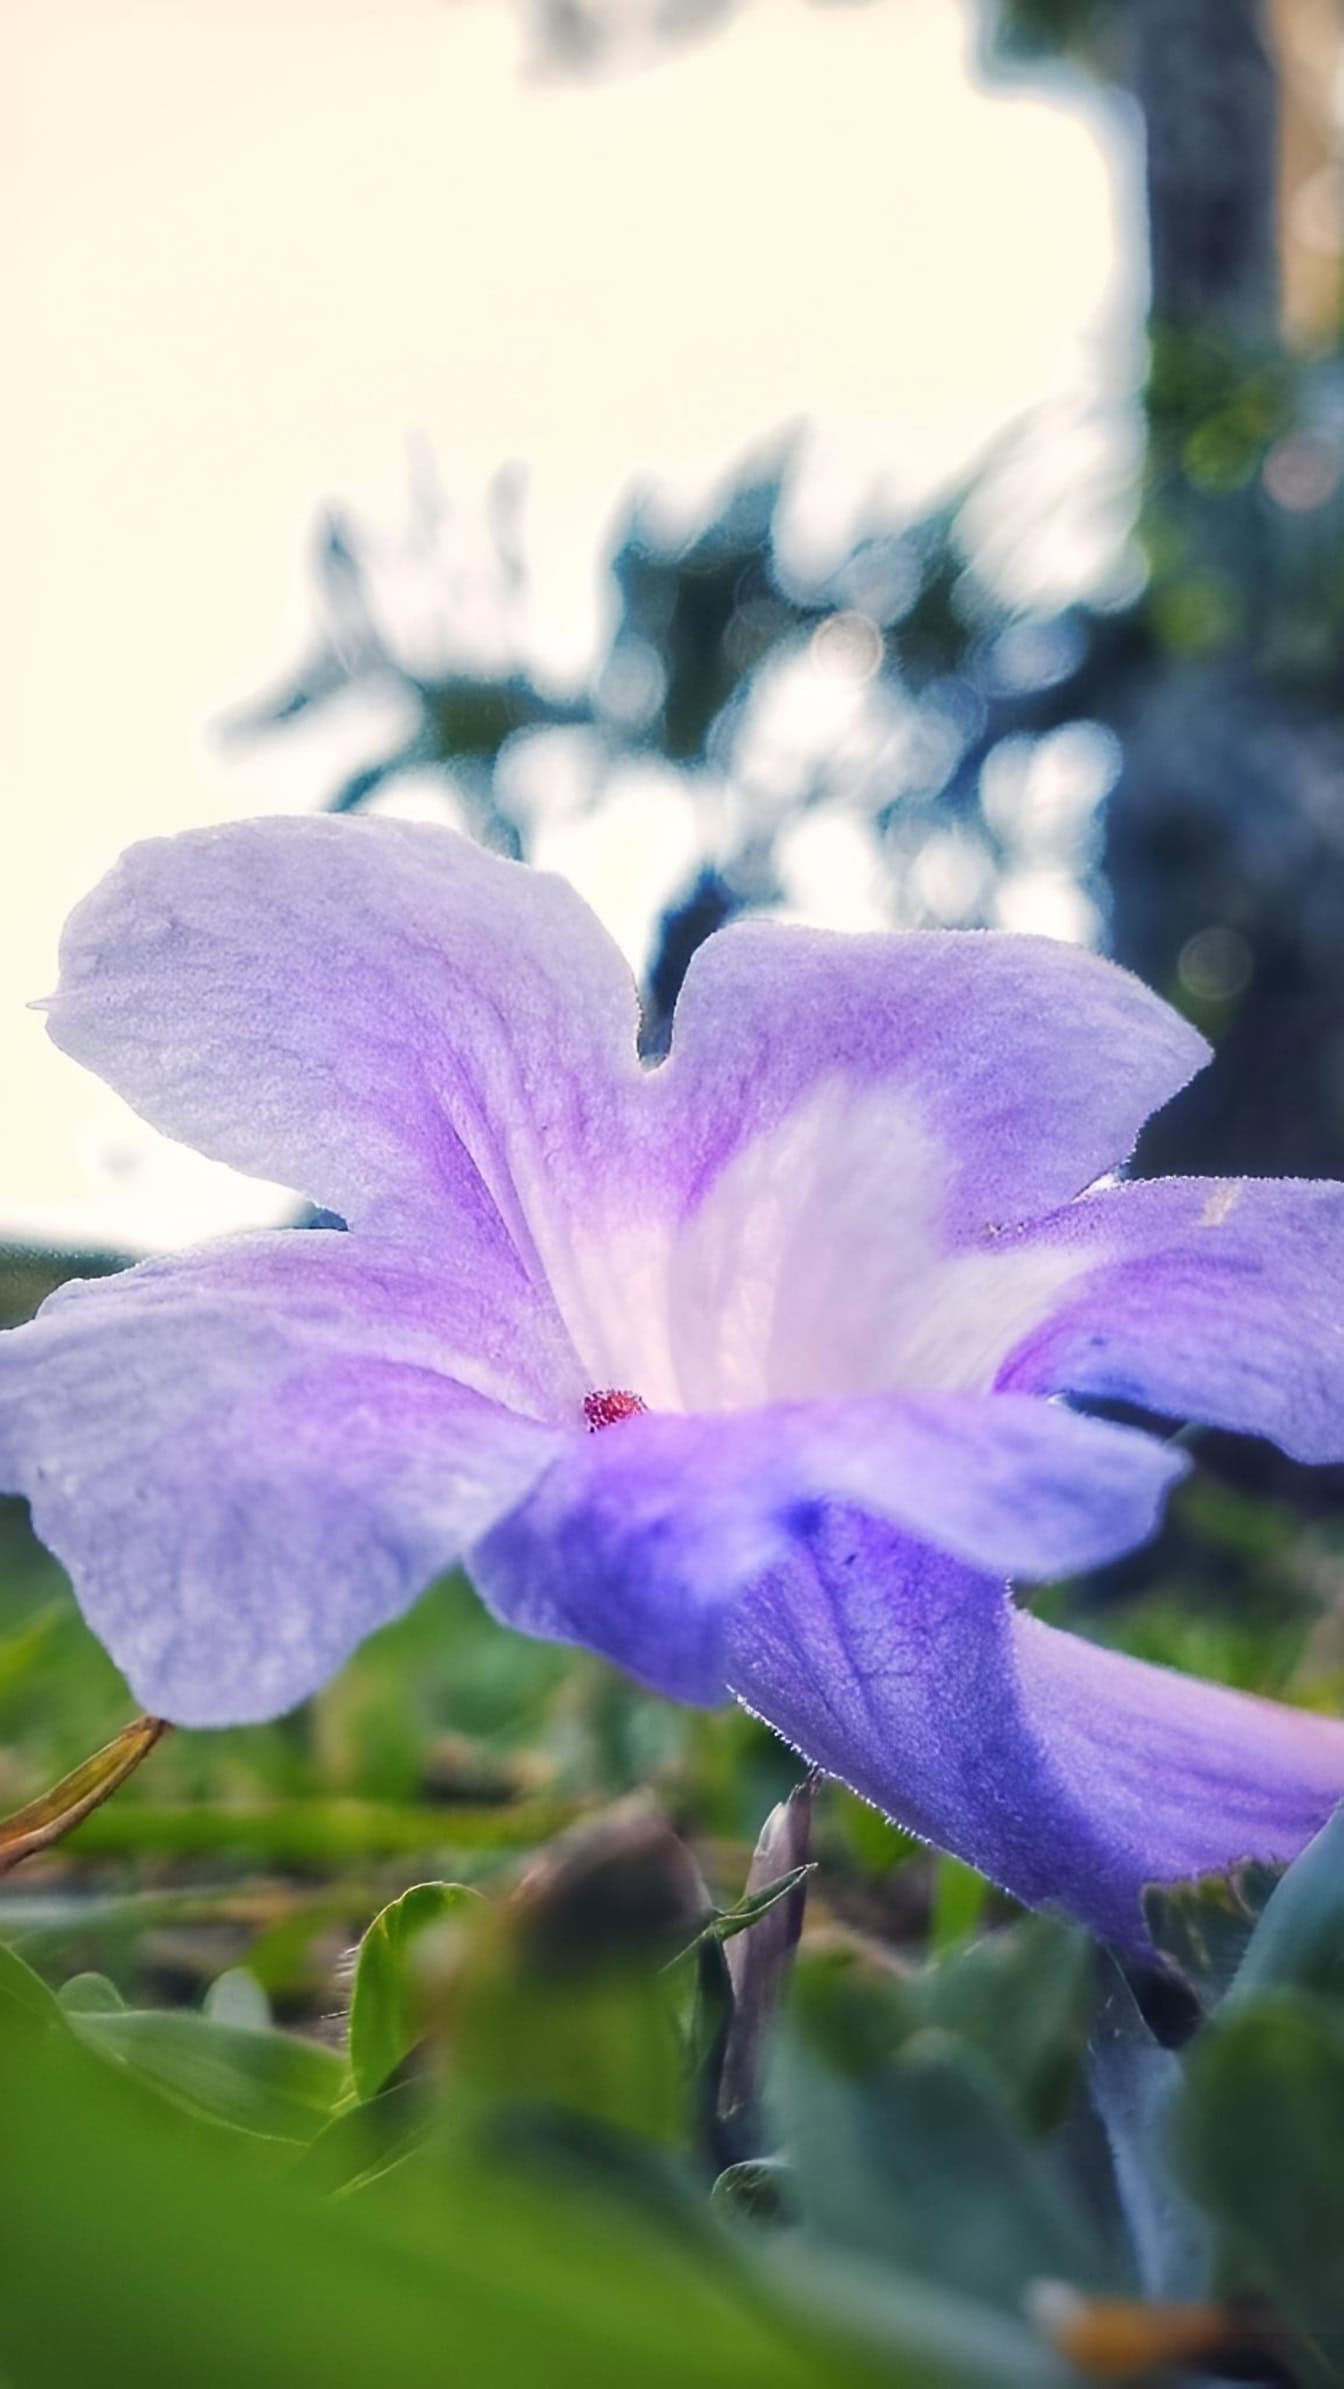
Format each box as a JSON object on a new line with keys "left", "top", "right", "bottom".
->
{"left": 657, "top": 920, "right": 1207, "bottom": 1240}
{"left": 469, "top": 1392, "right": 1185, "bottom": 1704}
{"left": 42, "top": 818, "right": 652, "bottom": 1389}
{"left": 652, "top": 923, "right": 1208, "bottom": 1407}
{"left": 994, "top": 1177, "right": 1344, "bottom": 1462}
{"left": 0, "top": 1233, "right": 567, "bottom": 1724}
{"left": 727, "top": 1512, "right": 1344, "bottom": 1950}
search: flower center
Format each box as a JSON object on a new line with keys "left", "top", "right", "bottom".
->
{"left": 583, "top": 1387, "right": 648, "bottom": 1433}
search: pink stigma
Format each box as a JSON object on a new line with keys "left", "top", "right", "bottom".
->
{"left": 583, "top": 1388, "right": 648, "bottom": 1433}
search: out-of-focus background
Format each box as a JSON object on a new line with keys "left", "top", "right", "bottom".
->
{"left": 3, "top": 0, "right": 1344, "bottom": 2035}
{"left": 6, "top": 0, "right": 1344, "bottom": 1236}
{"left": 14, "top": 0, "right": 1320, "bottom": 1253}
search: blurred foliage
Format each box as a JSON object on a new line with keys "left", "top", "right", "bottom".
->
{"left": 243, "top": 345, "right": 1344, "bottom": 1175}
{"left": 233, "top": 389, "right": 1344, "bottom": 1193}
{"left": 984, "top": 0, "right": 1110, "bottom": 68}
{"left": 7, "top": 1741, "right": 1344, "bottom": 2383}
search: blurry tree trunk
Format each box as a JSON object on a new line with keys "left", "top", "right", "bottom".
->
{"left": 1135, "top": 0, "right": 1280, "bottom": 336}
{"left": 1106, "top": 0, "right": 1344, "bottom": 1183}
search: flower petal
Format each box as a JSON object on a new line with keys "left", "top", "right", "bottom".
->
{"left": 43, "top": 817, "right": 645, "bottom": 1304}
{"left": 469, "top": 1392, "right": 1185, "bottom": 1704}
{"left": 0, "top": 1233, "right": 566, "bottom": 1724}
{"left": 652, "top": 923, "right": 1208, "bottom": 1407}
{"left": 726, "top": 1512, "right": 1344, "bottom": 1949}
{"left": 994, "top": 1177, "right": 1344, "bottom": 1462}
{"left": 656, "top": 921, "right": 1208, "bottom": 1245}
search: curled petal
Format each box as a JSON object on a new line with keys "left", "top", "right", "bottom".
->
{"left": 470, "top": 1392, "right": 1186, "bottom": 1704}
{"left": 995, "top": 1177, "right": 1344, "bottom": 1462}
{"left": 0, "top": 1234, "right": 565, "bottom": 1724}
{"left": 726, "top": 1512, "right": 1344, "bottom": 1950}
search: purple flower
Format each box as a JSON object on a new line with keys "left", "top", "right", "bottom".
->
{"left": 4, "top": 815, "right": 1344, "bottom": 1948}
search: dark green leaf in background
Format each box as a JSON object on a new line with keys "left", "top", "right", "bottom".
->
{"left": 1223, "top": 1800, "right": 1344, "bottom": 2012}
{"left": 1180, "top": 1992, "right": 1344, "bottom": 2385}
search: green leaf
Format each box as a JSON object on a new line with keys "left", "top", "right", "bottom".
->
{"left": 0, "top": 1605, "right": 63, "bottom": 1699}
{"left": 0, "top": 1986, "right": 1034, "bottom": 2389}
{"left": 1180, "top": 1992, "right": 1344, "bottom": 2382}
{"left": 203, "top": 1968, "right": 271, "bottom": 2030}
{"left": 0, "top": 1938, "right": 62, "bottom": 2031}
{"left": 58, "top": 1972, "right": 127, "bottom": 2016}
{"left": 930, "top": 1857, "right": 990, "bottom": 1955}
{"left": 1225, "top": 1801, "right": 1344, "bottom": 2011}
{"left": 0, "top": 1881, "right": 375, "bottom": 1981}
{"left": 916, "top": 1917, "right": 1093, "bottom": 2133}
{"left": 70, "top": 2008, "right": 347, "bottom": 2142}
{"left": 779, "top": 2008, "right": 1113, "bottom": 2313}
{"left": 348, "top": 1881, "right": 480, "bottom": 2101}
{"left": 292, "top": 2077, "right": 431, "bottom": 2197}
{"left": 830, "top": 1790, "right": 920, "bottom": 1878}
{"left": 789, "top": 1918, "right": 1092, "bottom": 2136}
{"left": 65, "top": 1794, "right": 574, "bottom": 1865}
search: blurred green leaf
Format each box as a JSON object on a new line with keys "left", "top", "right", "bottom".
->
{"left": 0, "top": 2003, "right": 1021, "bottom": 2389}
{"left": 69, "top": 2007, "right": 346, "bottom": 2142}
{"left": 780, "top": 2020, "right": 1112, "bottom": 2311}
{"left": 0, "top": 1882, "right": 363, "bottom": 1966}
{"left": 58, "top": 1971, "right": 127, "bottom": 2016}
{"left": 829, "top": 1791, "right": 919, "bottom": 1878}
{"left": 930, "top": 1858, "right": 990, "bottom": 1955}
{"left": 0, "top": 1606, "right": 63, "bottom": 1699}
{"left": 65, "top": 1793, "right": 575, "bottom": 1865}
{"left": 293, "top": 2076, "right": 431, "bottom": 2197}
{"left": 1181, "top": 1992, "right": 1344, "bottom": 2382}
{"left": 348, "top": 1880, "right": 480, "bottom": 2100}
{"left": 918, "top": 1917, "right": 1093, "bottom": 2133}
{"left": 203, "top": 1967, "right": 272, "bottom": 2030}
{"left": 789, "top": 1919, "right": 1092, "bottom": 2138}
{"left": 0, "top": 1938, "right": 61, "bottom": 2030}
{"left": 1225, "top": 1802, "right": 1344, "bottom": 2011}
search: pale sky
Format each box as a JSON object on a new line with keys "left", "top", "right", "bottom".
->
{"left": 3, "top": 0, "right": 1137, "bottom": 1251}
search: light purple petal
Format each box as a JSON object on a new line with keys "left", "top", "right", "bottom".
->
{"left": 45, "top": 830, "right": 1219, "bottom": 1419}
{"left": 726, "top": 1512, "right": 1344, "bottom": 1949}
{"left": 0, "top": 1233, "right": 566, "bottom": 1724}
{"left": 43, "top": 817, "right": 645, "bottom": 1291}
{"left": 469, "top": 1392, "right": 1185, "bottom": 1704}
{"left": 654, "top": 922, "right": 1209, "bottom": 1251}
{"left": 994, "top": 1177, "right": 1344, "bottom": 1462}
